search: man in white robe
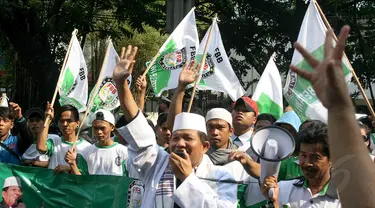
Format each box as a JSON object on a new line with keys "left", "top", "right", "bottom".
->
{"left": 113, "top": 46, "right": 237, "bottom": 208}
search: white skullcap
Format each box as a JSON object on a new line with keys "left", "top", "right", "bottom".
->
{"left": 173, "top": 113, "right": 207, "bottom": 135}
{"left": 3, "top": 176, "right": 21, "bottom": 189}
{"left": 205, "top": 108, "right": 232, "bottom": 127}
{"left": 91, "top": 109, "right": 115, "bottom": 126}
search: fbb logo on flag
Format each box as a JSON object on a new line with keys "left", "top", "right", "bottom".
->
{"left": 159, "top": 48, "right": 187, "bottom": 71}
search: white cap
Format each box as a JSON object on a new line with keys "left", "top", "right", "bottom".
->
{"left": 173, "top": 113, "right": 207, "bottom": 135}
{"left": 91, "top": 109, "right": 115, "bottom": 126}
{"left": 3, "top": 176, "right": 21, "bottom": 189}
{"left": 205, "top": 108, "right": 232, "bottom": 127}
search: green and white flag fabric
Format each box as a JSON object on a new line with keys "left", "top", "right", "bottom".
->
{"left": 252, "top": 54, "right": 283, "bottom": 119}
{"left": 283, "top": 0, "right": 352, "bottom": 122}
{"left": 195, "top": 19, "right": 245, "bottom": 101}
{"left": 148, "top": 8, "right": 199, "bottom": 96}
{"left": 59, "top": 35, "right": 88, "bottom": 112}
{"left": 89, "top": 40, "right": 131, "bottom": 113}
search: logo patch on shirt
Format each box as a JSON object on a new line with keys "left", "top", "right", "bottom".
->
{"left": 127, "top": 180, "right": 144, "bottom": 208}
{"left": 115, "top": 156, "right": 121, "bottom": 166}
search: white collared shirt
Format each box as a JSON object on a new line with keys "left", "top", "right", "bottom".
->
{"left": 278, "top": 178, "right": 341, "bottom": 208}
{"left": 231, "top": 129, "right": 253, "bottom": 151}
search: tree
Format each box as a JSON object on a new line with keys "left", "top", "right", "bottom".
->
{"left": 0, "top": 0, "right": 165, "bottom": 109}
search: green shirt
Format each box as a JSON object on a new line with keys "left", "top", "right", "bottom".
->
{"left": 278, "top": 156, "right": 303, "bottom": 181}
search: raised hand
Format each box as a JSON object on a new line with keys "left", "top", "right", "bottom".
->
{"left": 290, "top": 26, "right": 351, "bottom": 109}
{"left": 136, "top": 75, "right": 147, "bottom": 92}
{"left": 177, "top": 60, "right": 200, "bottom": 90}
{"left": 9, "top": 102, "right": 22, "bottom": 119}
{"left": 113, "top": 45, "right": 138, "bottom": 86}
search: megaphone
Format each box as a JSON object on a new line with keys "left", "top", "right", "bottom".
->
{"left": 250, "top": 125, "right": 295, "bottom": 198}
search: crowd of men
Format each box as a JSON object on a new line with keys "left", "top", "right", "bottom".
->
{"left": 0, "top": 25, "right": 374, "bottom": 207}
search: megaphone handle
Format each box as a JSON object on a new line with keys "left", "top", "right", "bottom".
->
{"left": 268, "top": 188, "right": 274, "bottom": 199}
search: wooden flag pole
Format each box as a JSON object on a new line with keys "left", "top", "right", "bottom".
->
{"left": 73, "top": 38, "right": 112, "bottom": 146}
{"left": 314, "top": 1, "right": 375, "bottom": 118}
{"left": 44, "top": 29, "right": 78, "bottom": 127}
{"left": 142, "top": 52, "right": 160, "bottom": 77}
{"left": 187, "top": 14, "right": 217, "bottom": 113}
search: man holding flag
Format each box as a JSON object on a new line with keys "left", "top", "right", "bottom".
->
{"left": 36, "top": 104, "right": 90, "bottom": 171}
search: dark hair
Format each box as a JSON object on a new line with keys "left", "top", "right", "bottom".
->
{"left": 359, "top": 122, "right": 369, "bottom": 133}
{"left": 157, "top": 113, "right": 168, "bottom": 127}
{"left": 2, "top": 187, "right": 8, "bottom": 192}
{"left": 299, "top": 119, "right": 313, "bottom": 131}
{"left": 198, "top": 131, "right": 208, "bottom": 144}
{"left": 0, "top": 107, "right": 14, "bottom": 120}
{"left": 158, "top": 101, "right": 170, "bottom": 114}
{"left": 58, "top": 105, "right": 79, "bottom": 122}
{"left": 298, "top": 120, "right": 329, "bottom": 158}
{"left": 256, "top": 113, "right": 276, "bottom": 124}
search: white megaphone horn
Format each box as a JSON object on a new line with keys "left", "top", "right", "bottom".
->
{"left": 250, "top": 125, "right": 295, "bottom": 198}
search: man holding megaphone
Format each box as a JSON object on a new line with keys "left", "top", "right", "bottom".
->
{"left": 260, "top": 121, "right": 340, "bottom": 207}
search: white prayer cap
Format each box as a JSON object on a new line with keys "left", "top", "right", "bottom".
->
{"left": 3, "top": 176, "right": 21, "bottom": 189}
{"left": 91, "top": 109, "right": 115, "bottom": 126}
{"left": 173, "top": 113, "right": 207, "bottom": 135}
{"left": 205, "top": 108, "right": 232, "bottom": 127}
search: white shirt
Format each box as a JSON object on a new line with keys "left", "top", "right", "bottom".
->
{"left": 46, "top": 135, "right": 91, "bottom": 169}
{"left": 77, "top": 142, "right": 128, "bottom": 176}
{"left": 231, "top": 129, "right": 253, "bottom": 151}
{"left": 277, "top": 178, "right": 341, "bottom": 208}
{"left": 118, "top": 111, "right": 238, "bottom": 208}
{"left": 22, "top": 143, "right": 49, "bottom": 161}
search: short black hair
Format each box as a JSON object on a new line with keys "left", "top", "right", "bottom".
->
{"left": 157, "top": 113, "right": 168, "bottom": 127}
{"left": 298, "top": 120, "right": 329, "bottom": 158}
{"left": 0, "top": 107, "right": 14, "bottom": 120}
{"left": 198, "top": 131, "right": 208, "bottom": 144}
{"left": 256, "top": 113, "right": 276, "bottom": 124}
{"left": 58, "top": 105, "right": 79, "bottom": 122}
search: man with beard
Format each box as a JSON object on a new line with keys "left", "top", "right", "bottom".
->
{"left": 36, "top": 104, "right": 91, "bottom": 170}
{"left": 114, "top": 46, "right": 237, "bottom": 208}
{"left": 1, "top": 176, "right": 23, "bottom": 208}
{"left": 21, "top": 108, "right": 49, "bottom": 167}
{"left": 231, "top": 97, "right": 258, "bottom": 151}
{"left": 261, "top": 121, "right": 340, "bottom": 207}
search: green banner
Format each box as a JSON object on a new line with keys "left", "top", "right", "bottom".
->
{"left": 0, "top": 163, "right": 143, "bottom": 208}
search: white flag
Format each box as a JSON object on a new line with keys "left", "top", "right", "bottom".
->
{"left": 59, "top": 35, "right": 88, "bottom": 112}
{"left": 147, "top": 8, "right": 199, "bottom": 96}
{"left": 89, "top": 40, "right": 131, "bottom": 113}
{"left": 283, "top": 0, "right": 352, "bottom": 122}
{"left": 252, "top": 54, "right": 283, "bottom": 119}
{"left": 196, "top": 19, "right": 245, "bottom": 101}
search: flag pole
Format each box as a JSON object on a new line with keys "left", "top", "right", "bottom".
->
{"left": 314, "top": 1, "right": 375, "bottom": 118}
{"left": 187, "top": 14, "right": 217, "bottom": 113}
{"left": 73, "top": 37, "right": 112, "bottom": 146}
{"left": 142, "top": 52, "right": 160, "bottom": 77}
{"left": 44, "top": 29, "right": 78, "bottom": 127}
